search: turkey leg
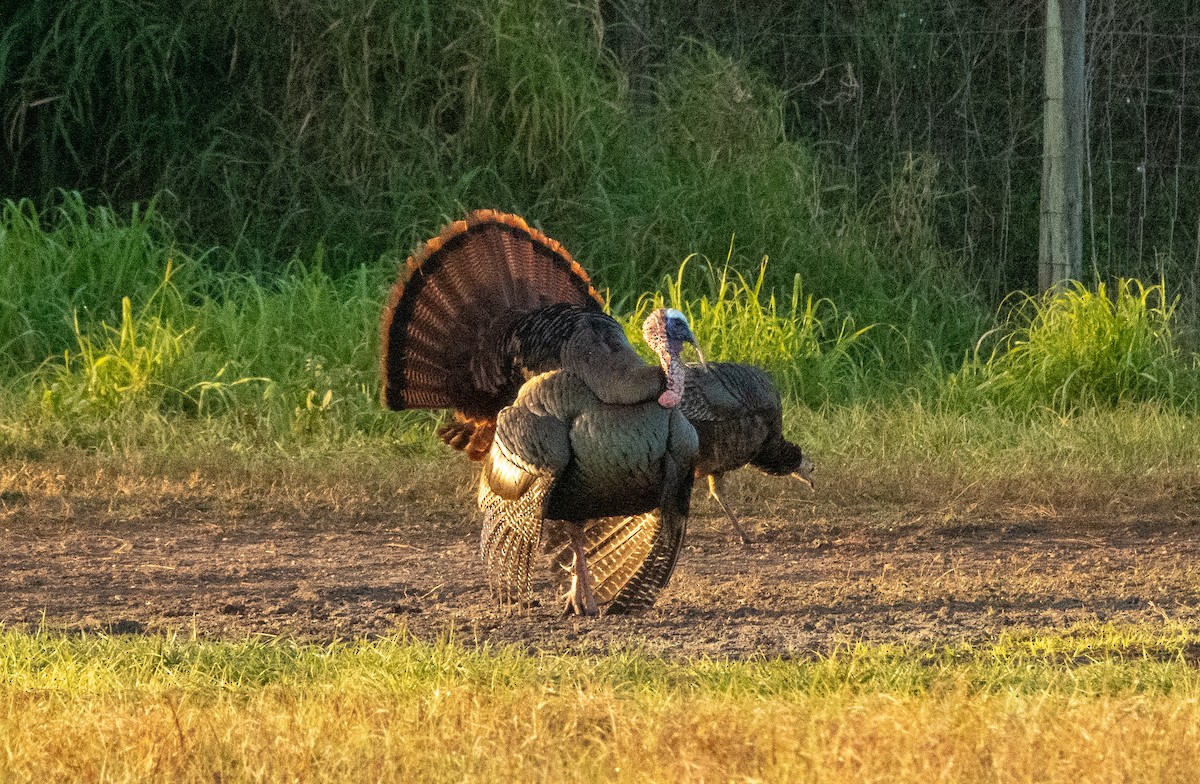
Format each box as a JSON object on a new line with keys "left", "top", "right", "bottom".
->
{"left": 708, "top": 474, "right": 753, "bottom": 546}
{"left": 562, "top": 523, "right": 600, "bottom": 616}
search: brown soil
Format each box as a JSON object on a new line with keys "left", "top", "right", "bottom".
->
{"left": 3, "top": 458, "right": 1200, "bottom": 657}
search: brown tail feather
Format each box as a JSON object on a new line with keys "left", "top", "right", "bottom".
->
{"left": 436, "top": 413, "right": 498, "bottom": 461}
{"left": 380, "top": 211, "right": 605, "bottom": 417}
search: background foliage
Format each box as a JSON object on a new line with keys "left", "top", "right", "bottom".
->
{"left": 2, "top": 0, "right": 1200, "bottom": 446}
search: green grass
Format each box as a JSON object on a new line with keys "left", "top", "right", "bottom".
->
{"left": 5, "top": 624, "right": 1200, "bottom": 702}
{"left": 954, "top": 280, "right": 1197, "bottom": 411}
{"left": 7, "top": 0, "right": 1200, "bottom": 353}
{"left": 3, "top": 192, "right": 1200, "bottom": 471}
{"left": 0, "top": 195, "right": 181, "bottom": 369}
{"left": 622, "top": 253, "right": 875, "bottom": 406}
{"left": 2, "top": 1, "right": 990, "bottom": 370}
{"left": 4, "top": 625, "right": 1200, "bottom": 782}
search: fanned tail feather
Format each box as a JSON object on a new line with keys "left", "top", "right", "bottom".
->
{"left": 380, "top": 210, "right": 605, "bottom": 420}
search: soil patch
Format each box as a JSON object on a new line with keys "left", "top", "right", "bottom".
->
{"left": 3, "top": 460, "right": 1200, "bottom": 657}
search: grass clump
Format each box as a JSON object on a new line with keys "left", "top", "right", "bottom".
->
{"left": 10, "top": 257, "right": 435, "bottom": 455}
{"left": 35, "top": 266, "right": 258, "bottom": 423}
{"left": 0, "top": 194, "right": 183, "bottom": 371}
{"left": 190, "top": 258, "right": 393, "bottom": 438}
{"left": 955, "top": 279, "right": 1198, "bottom": 411}
{"left": 0, "top": 194, "right": 435, "bottom": 454}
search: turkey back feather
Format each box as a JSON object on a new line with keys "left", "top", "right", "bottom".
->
{"left": 380, "top": 210, "right": 605, "bottom": 416}
{"left": 679, "top": 363, "right": 782, "bottom": 423}
{"left": 680, "top": 362, "right": 795, "bottom": 479}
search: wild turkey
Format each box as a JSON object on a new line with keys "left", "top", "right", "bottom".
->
{"left": 546, "top": 362, "right": 815, "bottom": 606}
{"left": 679, "top": 362, "right": 815, "bottom": 544}
{"left": 478, "top": 307, "right": 701, "bottom": 615}
{"left": 564, "top": 362, "right": 814, "bottom": 595}
{"left": 380, "top": 210, "right": 672, "bottom": 460}
{"left": 380, "top": 210, "right": 702, "bottom": 614}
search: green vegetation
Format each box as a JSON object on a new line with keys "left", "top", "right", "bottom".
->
{"left": 956, "top": 280, "right": 1196, "bottom": 411}
{"left": 1, "top": 0, "right": 987, "bottom": 362}
{"left": 2, "top": 192, "right": 1199, "bottom": 467}
{"left": 5, "top": 1, "right": 1198, "bottom": 446}
{"left": 3, "top": 625, "right": 1200, "bottom": 782}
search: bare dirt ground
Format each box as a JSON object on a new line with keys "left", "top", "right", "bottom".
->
{"left": 4, "top": 457, "right": 1200, "bottom": 657}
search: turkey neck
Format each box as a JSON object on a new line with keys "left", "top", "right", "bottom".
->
{"left": 640, "top": 309, "right": 689, "bottom": 407}
{"left": 658, "top": 342, "right": 686, "bottom": 408}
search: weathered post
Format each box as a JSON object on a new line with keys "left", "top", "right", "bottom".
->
{"left": 1039, "top": 0, "right": 1086, "bottom": 293}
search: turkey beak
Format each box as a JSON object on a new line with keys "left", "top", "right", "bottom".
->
{"left": 791, "top": 460, "right": 815, "bottom": 492}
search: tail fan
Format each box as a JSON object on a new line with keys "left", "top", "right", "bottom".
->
{"left": 380, "top": 210, "right": 605, "bottom": 418}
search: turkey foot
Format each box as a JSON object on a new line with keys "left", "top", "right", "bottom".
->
{"left": 562, "top": 524, "right": 600, "bottom": 616}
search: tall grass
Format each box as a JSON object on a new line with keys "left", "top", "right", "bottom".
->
{"left": 2, "top": 1, "right": 986, "bottom": 368}
{"left": 0, "top": 195, "right": 183, "bottom": 370}
{"left": 4, "top": 190, "right": 1200, "bottom": 463}
{"left": 0, "top": 193, "right": 440, "bottom": 454}
{"left": 622, "top": 255, "right": 874, "bottom": 406}
{"left": 954, "top": 280, "right": 1199, "bottom": 412}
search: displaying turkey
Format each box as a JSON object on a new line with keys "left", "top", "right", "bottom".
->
{"left": 380, "top": 210, "right": 671, "bottom": 460}
{"left": 380, "top": 210, "right": 703, "bottom": 614}
{"left": 478, "top": 307, "right": 701, "bottom": 615}
{"left": 553, "top": 361, "right": 815, "bottom": 604}
{"left": 679, "top": 362, "right": 815, "bottom": 544}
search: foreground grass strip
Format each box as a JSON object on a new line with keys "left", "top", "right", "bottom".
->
{"left": 3, "top": 626, "right": 1200, "bottom": 782}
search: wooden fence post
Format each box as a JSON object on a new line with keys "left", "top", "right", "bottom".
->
{"left": 1039, "top": 0, "right": 1087, "bottom": 293}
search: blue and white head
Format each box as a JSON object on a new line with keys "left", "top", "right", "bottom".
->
{"left": 642, "top": 307, "right": 706, "bottom": 408}
{"left": 642, "top": 308, "right": 705, "bottom": 363}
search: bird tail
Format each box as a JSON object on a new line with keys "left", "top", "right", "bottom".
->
{"left": 380, "top": 210, "right": 604, "bottom": 424}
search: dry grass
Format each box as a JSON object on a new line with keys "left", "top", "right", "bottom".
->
{"left": 8, "top": 690, "right": 1200, "bottom": 782}
{"left": 6, "top": 394, "right": 1200, "bottom": 538}
{"left": 3, "top": 629, "right": 1200, "bottom": 783}
{"left": 4, "top": 402, "right": 1200, "bottom": 780}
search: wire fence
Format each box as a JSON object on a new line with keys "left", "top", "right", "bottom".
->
{"left": 759, "top": 0, "right": 1200, "bottom": 304}
{"left": 624, "top": 0, "right": 1200, "bottom": 302}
